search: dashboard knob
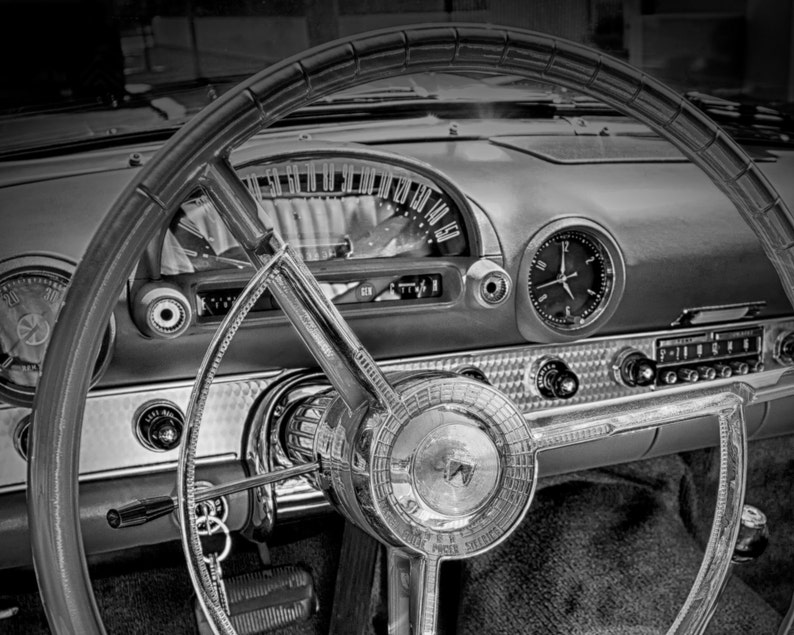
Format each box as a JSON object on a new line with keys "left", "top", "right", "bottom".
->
{"left": 749, "top": 360, "right": 765, "bottom": 373}
{"left": 776, "top": 331, "right": 794, "bottom": 364}
{"left": 134, "top": 401, "right": 184, "bottom": 452}
{"left": 466, "top": 260, "right": 512, "bottom": 307}
{"left": 660, "top": 369, "right": 678, "bottom": 385}
{"left": 133, "top": 282, "right": 192, "bottom": 339}
{"left": 730, "top": 361, "right": 750, "bottom": 375}
{"left": 713, "top": 363, "right": 733, "bottom": 379}
{"left": 677, "top": 368, "right": 699, "bottom": 383}
{"left": 696, "top": 365, "right": 717, "bottom": 381}
{"left": 534, "top": 358, "right": 579, "bottom": 400}
{"left": 613, "top": 349, "right": 656, "bottom": 387}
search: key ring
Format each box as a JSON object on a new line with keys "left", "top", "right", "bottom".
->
{"left": 196, "top": 513, "right": 231, "bottom": 563}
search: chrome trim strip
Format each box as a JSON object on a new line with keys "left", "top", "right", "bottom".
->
{"left": 1, "top": 316, "right": 792, "bottom": 494}
{"left": 0, "top": 453, "right": 238, "bottom": 495}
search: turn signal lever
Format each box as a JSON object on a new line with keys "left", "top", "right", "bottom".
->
{"left": 106, "top": 462, "right": 320, "bottom": 529}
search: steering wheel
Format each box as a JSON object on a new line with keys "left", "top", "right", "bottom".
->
{"left": 28, "top": 24, "right": 794, "bottom": 635}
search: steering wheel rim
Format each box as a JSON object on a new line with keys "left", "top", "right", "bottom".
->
{"left": 28, "top": 23, "right": 794, "bottom": 635}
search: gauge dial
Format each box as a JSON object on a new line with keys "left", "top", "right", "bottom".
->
{"left": 161, "top": 155, "right": 470, "bottom": 274}
{"left": 0, "top": 259, "right": 114, "bottom": 406}
{"left": 527, "top": 229, "right": 615, "bottom": 332}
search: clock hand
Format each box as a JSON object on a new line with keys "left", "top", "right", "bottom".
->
{"left": 561, "top": 280, "right": 575, "bottom": 300}
{"left": 560, "top": 242, "right": 566, "bottom": 276}
{"left": 536, "top": 278, "right": 561, "bottom": 290}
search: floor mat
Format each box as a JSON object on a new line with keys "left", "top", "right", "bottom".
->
{"left": 459, "top": 454, "right": 783, "bottom": 634}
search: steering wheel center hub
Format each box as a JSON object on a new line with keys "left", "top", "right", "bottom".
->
{"left": 310, "top": 374, "right": 541, "bottom": 559}
{"left": 407, "top": 416, "right": 500, "bottom": 516}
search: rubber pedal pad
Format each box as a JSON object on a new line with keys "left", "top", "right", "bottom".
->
{"left": 195, "top": 565, "right": 318, "bottom": 634}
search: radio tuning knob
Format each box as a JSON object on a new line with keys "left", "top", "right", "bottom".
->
{"left": 777, "top": 331, "right": 794, "bottom": 364}
{"left": 660, "top": 369, "right": 678, "bottom": 385}
{"left": 696, "top": 365, "right": 717, "bottom": 381}
{"left": 713, "top": 363, "right": 733, "bottom": 378}
{"left": 730, "top": 361, "right": 750, "bottom": 375}
{"left": 677, "top": 368, "right": 699, "bottom": 383}
{"left": 749, "top": 360, "right": 765, "bottom": 373}
{"left": 613, "top": 349, "right": 657, "bottom": 387}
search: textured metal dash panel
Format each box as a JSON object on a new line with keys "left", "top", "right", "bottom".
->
{"left": 2, "top": 317, "right": 792, "bottom": 492}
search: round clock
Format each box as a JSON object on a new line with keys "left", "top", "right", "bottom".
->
{"left": 517, "top": 219, "right": 625, "bottom": 342}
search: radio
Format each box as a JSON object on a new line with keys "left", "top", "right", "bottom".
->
{"left": 654, "top": 326, "right": 764, "bottom": 386}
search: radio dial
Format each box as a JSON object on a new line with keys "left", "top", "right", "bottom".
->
{"left": 677, "top": 368, "right": 699, "bottom": 383}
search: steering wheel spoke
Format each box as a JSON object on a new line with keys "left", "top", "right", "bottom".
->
{"left": 199, "top": 158, "right": 405, "bottom": 416}
{"left": 387, "top": 549, "right": 442, "bottom": 635}
{"left": 532, "top": 385, "right": 751, "bottom": 452}
{"left": 533, "top": 385, "right": 750, "bottom": 634}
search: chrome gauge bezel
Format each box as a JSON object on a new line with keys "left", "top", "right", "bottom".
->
{"left": 0, "top": 255, "right": 116, "bottom": 407}
{"left": 516, "top": 218, "right": 626, "bottom": 343}
{"left": 157, "top": 142, "right": 488, "bottom": 277}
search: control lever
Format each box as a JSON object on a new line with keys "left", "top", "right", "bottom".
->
{"left": 107, "top": 461, "right": 320, "bottom": 529}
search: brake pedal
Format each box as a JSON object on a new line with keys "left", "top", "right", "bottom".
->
{"left": 196, "top": 565, "right": 317, "bottom": 634}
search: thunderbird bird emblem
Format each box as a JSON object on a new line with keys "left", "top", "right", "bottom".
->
{"left": 443, "top": 455, "right": 476, "bottom": 488}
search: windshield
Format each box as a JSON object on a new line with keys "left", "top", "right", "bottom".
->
{"left": 1, "top": 1, "right": 791, "bottom": 151}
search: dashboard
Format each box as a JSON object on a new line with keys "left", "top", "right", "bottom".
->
{"left": 2, "top": 115, "right": 794, "bottom": 569}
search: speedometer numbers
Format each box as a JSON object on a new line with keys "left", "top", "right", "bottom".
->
{"left": 246, "top": 158, "right": 467, "bottom": 259}
{"left": 517, "top": 220, "right": 625, "bottom": 342}
{"left": 162, "top": 155, "right": 470, "bottom": 275}
{"left": 0, "top": 258, "right": 114, "bottom": 406}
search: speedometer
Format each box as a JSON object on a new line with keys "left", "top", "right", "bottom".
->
{"left": 0, "top": 256, "right": 114, "bottom": 406}
{"left": 161, "top": 152, "right": 471, "bottom": 274}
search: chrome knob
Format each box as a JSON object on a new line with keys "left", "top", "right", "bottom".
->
{"left": 696, "top": 365, "right": 717, "bottom": 381}
{"left": 660, "top": 369, "right": 678, "bottom": 385}
{"left": 732, "top": 505, "right": 769, "bottom": 563}
{"left": 776, "top": 331, "right": 794, "bottom": 364}
{"left": 534, "top": 359, "right": 579, "bottom": 400}
{"left": 749, "top": 360, "right": 765, "bottom": 373}
{"left": 713, "top": 363, "right": 733, "bottom": 379}
{"left": 730, "top": 361, "right": 750, "bottom": 375}
{"left": 133, "top": 401, "right": 184, "bottom": 452}
{"left": 613, "top": 349, "right": 657, "bottom": 387}
{"left": 677, "top": 368, "right": 699, "bottom": 383}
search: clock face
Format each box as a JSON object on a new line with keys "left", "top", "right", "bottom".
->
{"left": 527, "top": 229, "right": 613, "bottom": 331}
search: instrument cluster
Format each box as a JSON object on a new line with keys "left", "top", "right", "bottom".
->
{"left": 160, "top": 154, "right": 471, "bottom": 275}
